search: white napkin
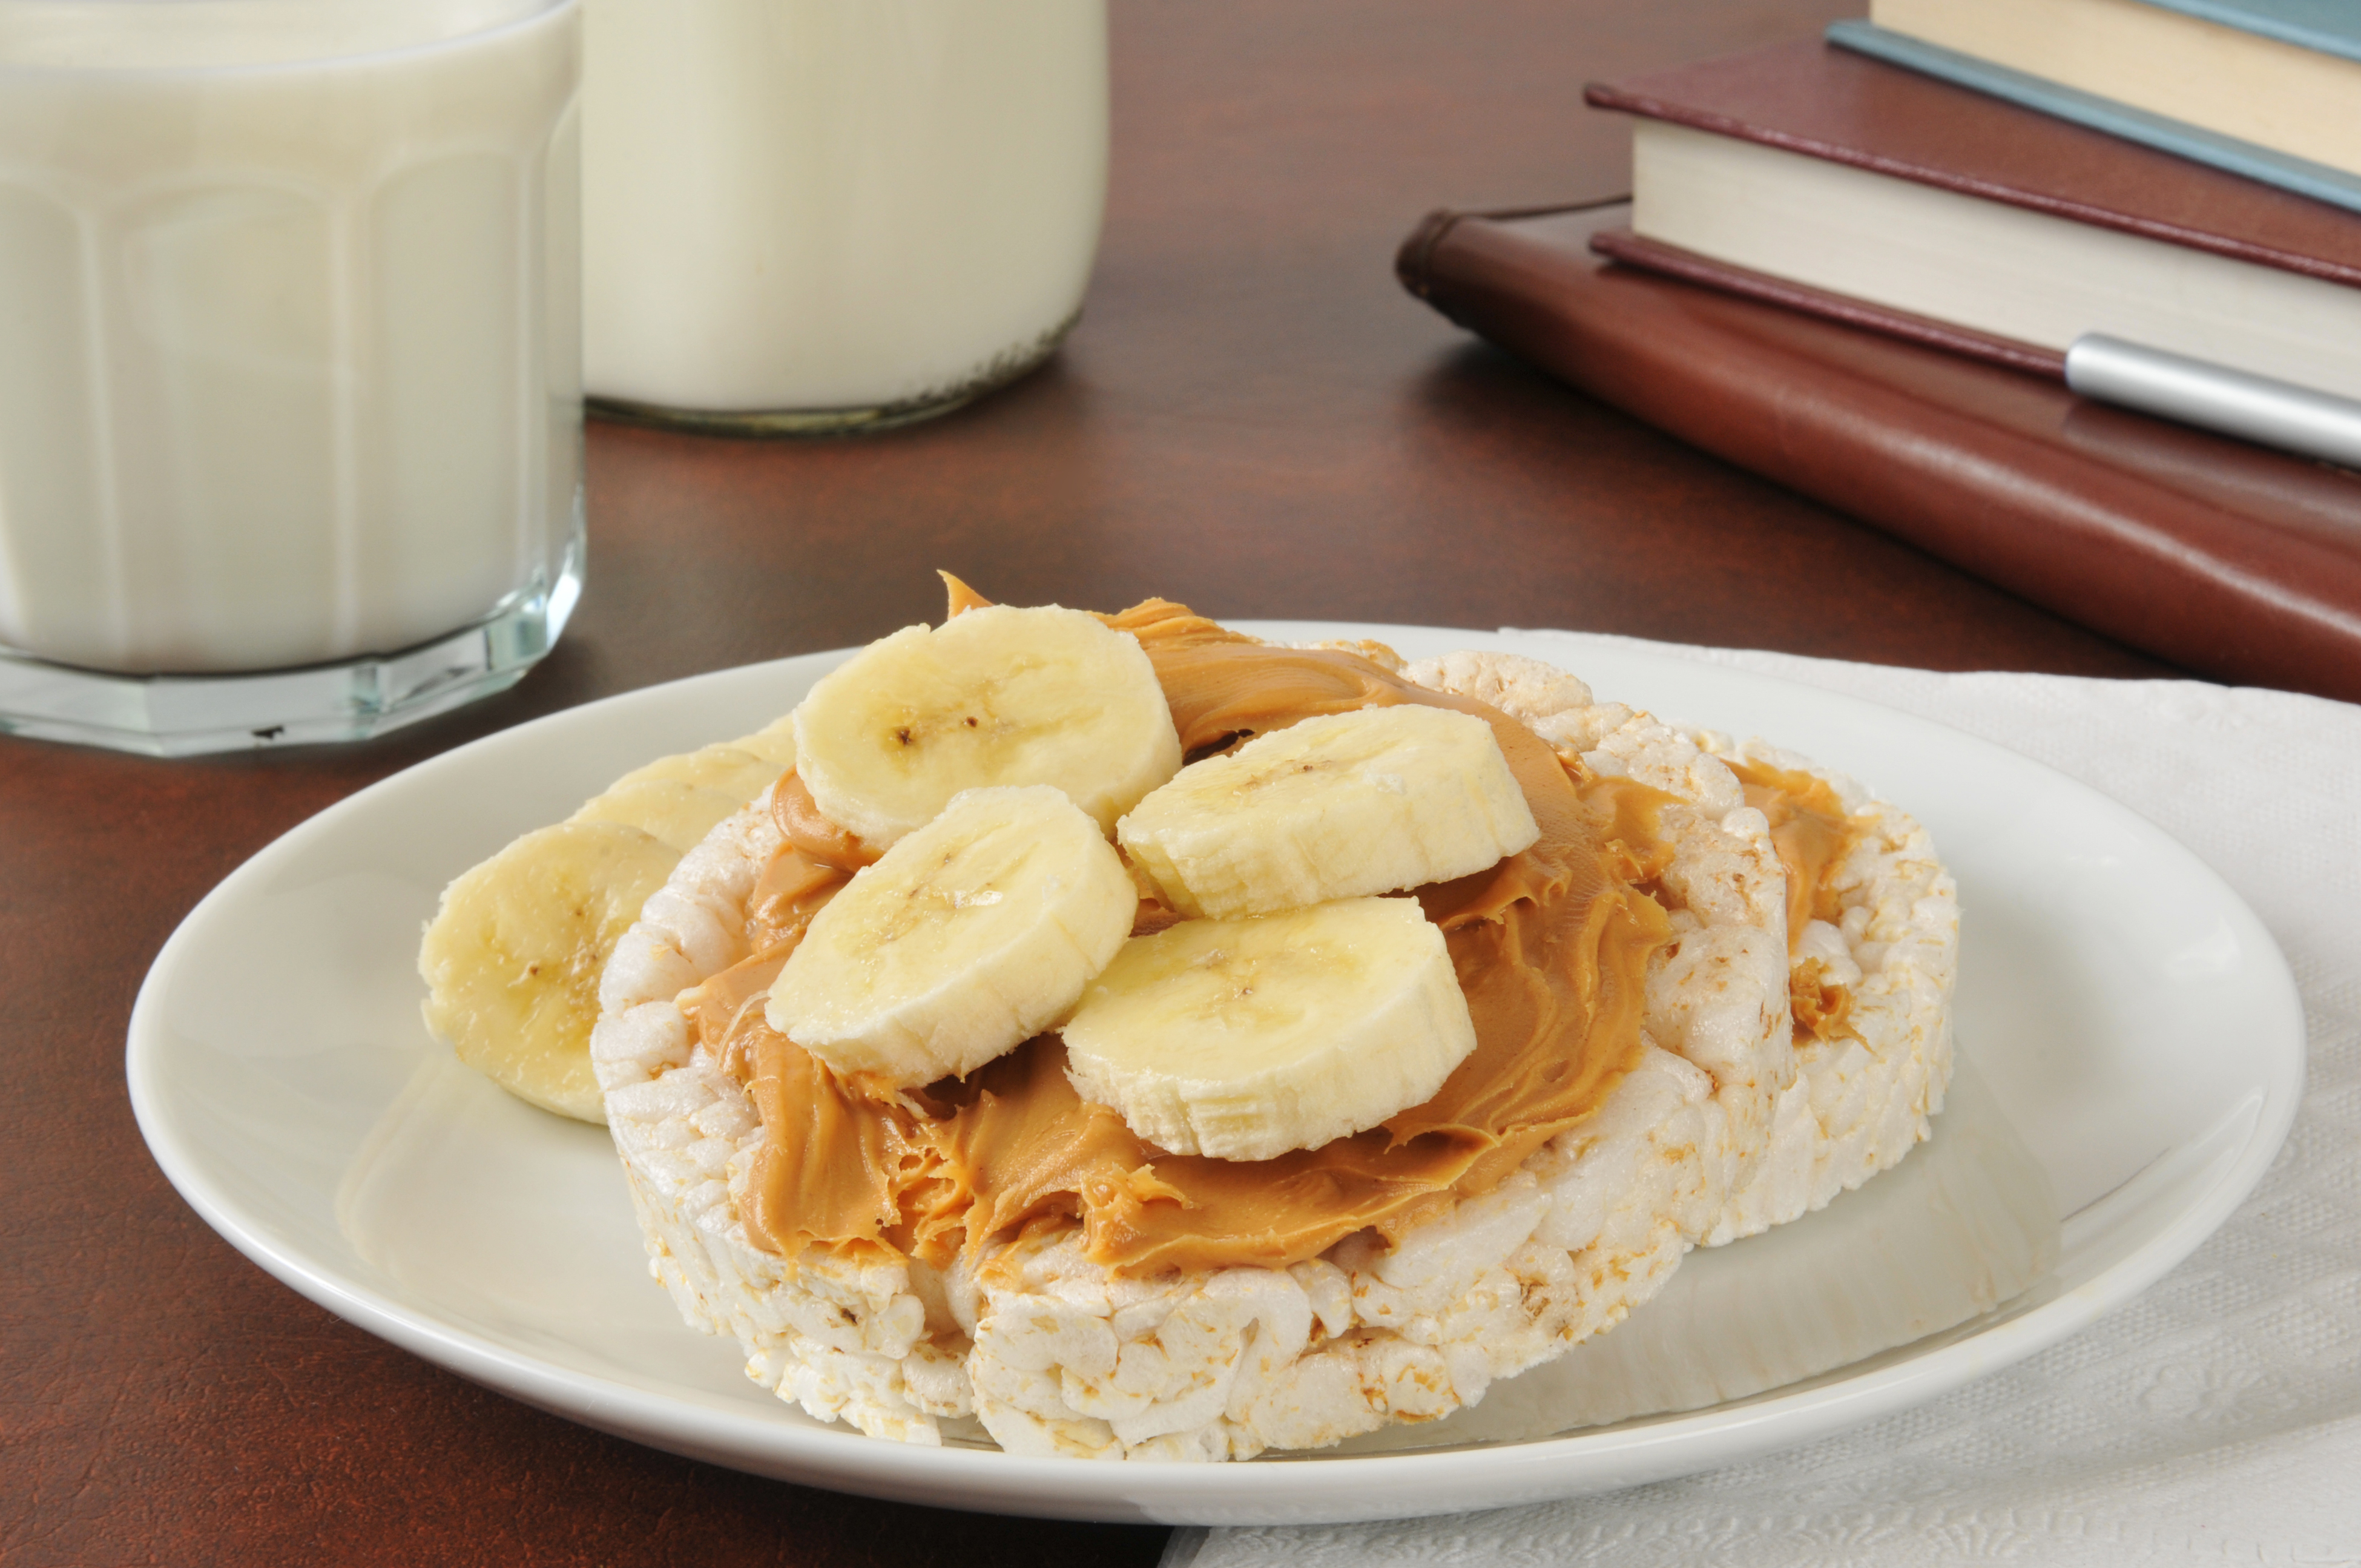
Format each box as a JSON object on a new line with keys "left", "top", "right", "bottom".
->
{"left": 1174, "top": 637, "right": 2361, "bottom": 1567}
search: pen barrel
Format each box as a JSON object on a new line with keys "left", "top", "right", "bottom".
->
{"left": 2066, "top": 334, "right": 2361, "bottom": 471}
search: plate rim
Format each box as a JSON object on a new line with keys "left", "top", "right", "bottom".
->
{"left": 125, "top": 623, "right": 2308, "bottom": 1526}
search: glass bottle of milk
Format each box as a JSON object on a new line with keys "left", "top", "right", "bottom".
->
{"left": 581, "top": 0, "right": 1107, "bottom": 433}
{"left": 0, "top": 0, "right": 582, "bottom": 755}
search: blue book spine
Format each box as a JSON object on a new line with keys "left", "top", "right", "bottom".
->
{"left": 2132, "top": 0, "right": 2361, "bottom": 65}
{"left": 1826, "top": 19, "right": 2361, "bottom": 219}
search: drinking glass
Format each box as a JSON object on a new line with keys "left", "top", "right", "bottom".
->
{"left": 0, "top": 0, "right": 583, "bottom": 755}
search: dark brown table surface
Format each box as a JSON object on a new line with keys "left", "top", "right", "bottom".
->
{"left": 1, "top": 3, "right": 2173, "bottom": 1564}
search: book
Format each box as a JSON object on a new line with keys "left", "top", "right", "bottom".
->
{"left": 1584, "top": 227, "right": 2361, "bottom": 472}
{"left": 1831, "top": 1, "right": 2361, "bottom": 216}
{"left": 1586, "top": 227, "right": 2070, "bottom": 380}
{"left": 1392, "top": 199, "right": 2361, "bottom": 704}
{"left": 1581, "top": 42, "right": 2361, "bottom": 403}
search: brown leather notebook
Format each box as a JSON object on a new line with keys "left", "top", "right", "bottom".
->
{"left": 1395, "top": 200, "right": 2361, "bottom": 704}
{"left": 1584, "top": 40, "right": 2361, "bottom": 286}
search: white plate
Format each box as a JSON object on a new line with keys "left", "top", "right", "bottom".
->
{"left": 127, "top": 624, "right": 2306, "bottom": 1527}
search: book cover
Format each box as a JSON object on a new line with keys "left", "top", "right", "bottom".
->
{"left": 1828, "top": 19, "right": 2361, "bottom": 216}
{"left": 2141, "top": 0, "right": 2361, "bottom": 61}
{"left": 1581, "top": 42, "right": 2361, "bottom": 289}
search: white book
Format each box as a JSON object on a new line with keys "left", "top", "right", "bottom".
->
{"left": 1630, "top": 116, "right": 2361, "bottom": 403}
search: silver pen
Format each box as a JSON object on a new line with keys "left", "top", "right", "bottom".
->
{"left": 2066, "top": 334, "right": 2361, "bottom": 471}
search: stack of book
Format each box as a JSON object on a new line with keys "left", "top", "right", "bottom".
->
{"left": 1397, "top": 3, "right": 2361, "bottom": 702}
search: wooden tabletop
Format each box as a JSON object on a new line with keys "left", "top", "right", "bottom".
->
{"left": 0, "top": 3, "right": 2170, "bottom": 1564}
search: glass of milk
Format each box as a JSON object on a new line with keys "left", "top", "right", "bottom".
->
{"left": 0, "top": 0, "right": 582, "bottom": 756}
{"left": 582, "top": 0, "right": 1106, "bottom": 433}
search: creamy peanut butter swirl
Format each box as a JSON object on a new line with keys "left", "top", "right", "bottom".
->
{"left": 1727, "top": 757, "right": 1862, "bottom": 1042}
{"left": 680, "top": 601, "right": 1697, "bottom": 1278}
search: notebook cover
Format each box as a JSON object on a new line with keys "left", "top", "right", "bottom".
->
{"left": 1827, "top": 19, "right": 2361, "bottom": 216}
{"left": 1395, "top": 200, "right": 2361, "bottom": 703}
{"left": 1581, "top": 41, "right": 2361, "bottom": 290}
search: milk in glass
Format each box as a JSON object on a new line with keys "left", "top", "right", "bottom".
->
{"left": 582, "top": 0, "right": 1105, "bottom": 425}
{"left": 0, "top": 0, "right": 581, "bottom": 679}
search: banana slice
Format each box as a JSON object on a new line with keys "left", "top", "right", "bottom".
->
{"left": 611, "top": 742, "right": 784, "bottom": 803}
{"left": 581, "top": 730, "right": 793, "bottom": 851}
{"left": 791, "top": 604, "right": 1182, "bottom": 848}
{"left": 418, "top": 820, "right": 680, "bottom": 1122}
{"left": 733, "top": 714, "right": 798, "bottom": 770}
{"left": 421, "top": 721, "right": 795, "bottom": 1124}
{"left": 570, "top": 778, "right": 748, "bottom": 854}
{"left": 1061, "top": 897, "right": 1478, "bottom": 1161}
{"left": 1116, "top": 704, "right": 1539, "bottom": 920}
{"left": 765, "top": 785, "right": 1136, "bottom": 1086}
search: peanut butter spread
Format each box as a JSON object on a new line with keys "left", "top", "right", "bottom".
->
{"left": 679, "top": 601, "right": 1699, "bottom": 1279}
{"left": 1727, "top": 757, "right": 1862, "bottom": 1042}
